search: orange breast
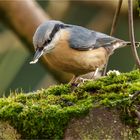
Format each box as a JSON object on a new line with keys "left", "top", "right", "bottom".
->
{"left": 45, "top": 30, "right": 109, "bottom": 76}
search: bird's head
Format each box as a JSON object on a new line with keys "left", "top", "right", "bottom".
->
{"left": 30, "top": 20, "right": 70, "bottom": 64}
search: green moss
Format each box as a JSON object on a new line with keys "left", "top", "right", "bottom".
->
{"left": 0, "top": 70, "right": 140, "bottom": 139}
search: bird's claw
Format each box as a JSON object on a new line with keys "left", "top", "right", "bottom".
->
{"left": 78, "top": 77, "right": 92, "bottom": 83}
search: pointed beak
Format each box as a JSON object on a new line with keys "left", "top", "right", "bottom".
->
{"left": 30, "top": 49, "right": 43, "bottom": 64}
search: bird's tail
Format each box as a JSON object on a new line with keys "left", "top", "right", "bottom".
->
{"left": 104, "top": 40, "right": 140, "bottom": 54}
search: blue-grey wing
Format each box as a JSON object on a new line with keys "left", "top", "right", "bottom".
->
{"left": 68, "top": 25, "right": 119, "bottom": 51}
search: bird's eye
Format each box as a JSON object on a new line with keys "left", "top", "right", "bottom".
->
{"left": 43, "top": 38, "right": 51, "bottom": 46}
{"left": 47, "top": 38, "right": 51, "bottom": 44}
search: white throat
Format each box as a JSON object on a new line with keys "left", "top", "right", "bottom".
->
{"left": 43, "top": 30, "right": 62, "bottom": 54}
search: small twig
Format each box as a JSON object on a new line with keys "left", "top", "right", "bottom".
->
{"left": 135, "top": 110, "right": 140, "bottom": 121}
{"left": 110, "top": 0, "right": 123, "bottom": 36}
{"left": 129, "top": 90, "right": 140, "bottom": 121}
{"left": 102, "top": 0, "right": 123, "bottom": 76}
{"left": 131, "top": 90, "right": 140, "bottom": 101}
{"left": 128, "top": 0, "right": 140, "bottom": 69}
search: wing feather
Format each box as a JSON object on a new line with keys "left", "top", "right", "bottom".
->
{"left": 68, "top": 25, "right": 120, "bottom": 51}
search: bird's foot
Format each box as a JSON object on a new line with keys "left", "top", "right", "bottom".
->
{"left": 78, "top": 77, "right": 92, "bottom": 83}
{"left": 69, "top": 76, "right": 79, "bottom": 86}
{"left": 69, "top": 76, "right": 91, "bottom": 87}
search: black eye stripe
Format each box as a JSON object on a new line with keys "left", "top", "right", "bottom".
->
{"left": 43, "top": 38, "right": 51, "bottom": 46}
{"left": 49, "top": 24, "right": 61, "bottom": 39}
{"left": 44, "top": 24, "right": 71, "bottom": 45}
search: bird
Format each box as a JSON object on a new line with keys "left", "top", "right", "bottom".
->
{"left": 30, "top": 20, "right": 137, "bottom": 83}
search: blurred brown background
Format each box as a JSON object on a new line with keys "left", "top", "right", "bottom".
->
{"left": 0, "top": 0, "right": 139, "bottom": 96}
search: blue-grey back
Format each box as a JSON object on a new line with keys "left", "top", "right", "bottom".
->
{"left": 67, "top": 24, "right": 119, "bottom": 50}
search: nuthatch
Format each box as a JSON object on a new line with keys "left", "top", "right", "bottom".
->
{"left": 30, "top": 20, "right": 132, "bottom": 83}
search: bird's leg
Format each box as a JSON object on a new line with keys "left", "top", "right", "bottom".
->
{"left": 91, "top": 68, "right": 99, "bottom": 79}
{"left": 94, "top": 68, "right": 99, "bottom": 77}
{"left": 71, "top": 68, "right": 100, "bottom": 84}
{"left": 78, "top": 77, "right": 91, "bottom": 83}
{"left": 69, "top": 75, "right": 79, "bottom": 85}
